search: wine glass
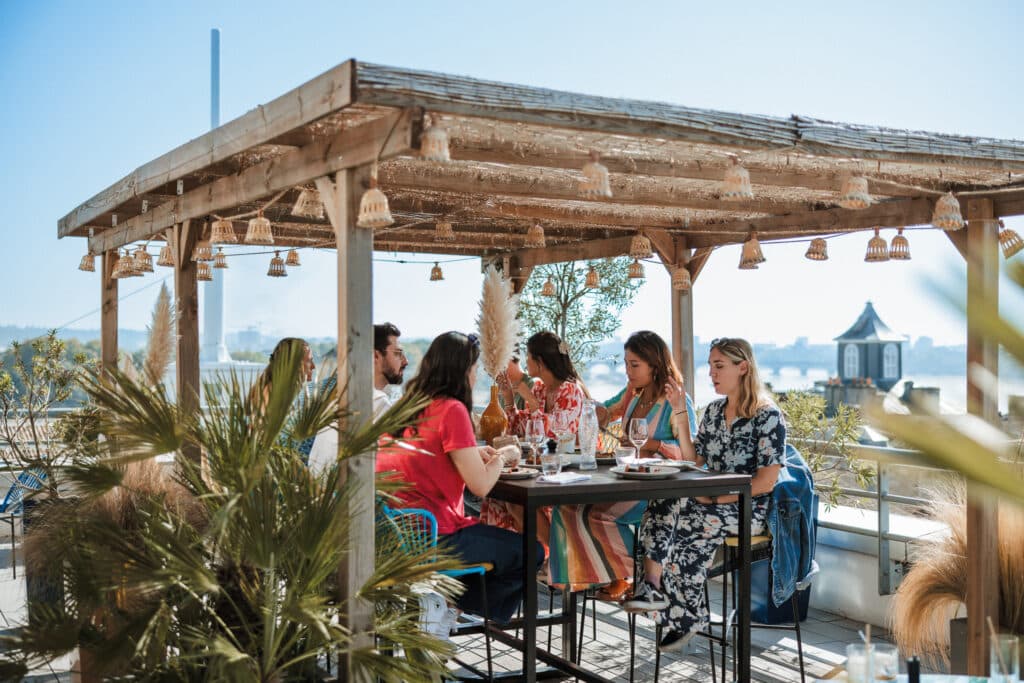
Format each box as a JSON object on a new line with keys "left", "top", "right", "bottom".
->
{"left": 628, "top": 418, "right": 649, "bottom": 456}
{"left": 525, "top": 415, "right": 546, "bottom": 463}
{"left": 550, "top": 411, "right": 571, "bottom": 452}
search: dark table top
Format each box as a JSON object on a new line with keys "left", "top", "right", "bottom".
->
{"left": 489, "top": 466, "right": 752, "bottom": 507}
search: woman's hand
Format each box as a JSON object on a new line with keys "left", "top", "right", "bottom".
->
{"left": 664, "top": 378, "right": 687, "bottom": 413}
{"left": 505, "top": 359, "right": 524, "bottom": 385}
{"left": 479, "top": 445, "right": 499, "bottom": 463}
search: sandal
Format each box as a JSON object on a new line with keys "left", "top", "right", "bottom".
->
{"left": 595, "top": 578, "right": 632, "bottom": 602}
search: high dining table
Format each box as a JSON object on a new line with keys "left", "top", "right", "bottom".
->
{"left": 487, "top": 465, "right": 754, "bottom": 682}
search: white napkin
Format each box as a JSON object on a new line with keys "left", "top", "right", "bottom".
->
{"left": 537, "top": 472, "right": 592, "bottom": 485}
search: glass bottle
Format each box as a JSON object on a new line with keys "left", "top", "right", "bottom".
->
{"left": 578, "top": 399, "right": 599, "bottom": 470}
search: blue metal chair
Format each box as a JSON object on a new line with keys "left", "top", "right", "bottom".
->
{"left": 0, "top": 467, "right": 47, "bottom": 578}
{"left": 380, "top": 505, "right": 494, "bottom": 681}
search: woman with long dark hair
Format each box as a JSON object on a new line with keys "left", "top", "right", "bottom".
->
{"left": 624, "top": 337, "right": 785, "bottom": 653}
{"left": 597, "top": 330, "right": 690, "bottom": 459}
{"left": 376, "top": 331, "right": 540, "bottom": 623}
{"left": 501, "top": 330, "right": 588, "bottom": 438}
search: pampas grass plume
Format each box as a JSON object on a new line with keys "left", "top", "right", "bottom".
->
{"left": 477, "top": 266, "right": 519, "bottom": 379}
{"left": 143, "top": 283, "right": 175, "bottom": 385}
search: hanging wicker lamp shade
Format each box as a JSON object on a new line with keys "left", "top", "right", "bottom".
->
{"left": 420, "top": 123, "right": 451, "bottom": 162}
{"left": 434, "top": 221, "right": 456, "bottom": 242}
{"left": 111, "top": 252, "right": 129, "bottom": 279}
{"left": 672, "top": 266, "right": 691, "bottom": 291}
{"left": 864, "top": 228, "right": 890, "bottom": 262}
{"left": 356, "top": 176, "right": 394, "bottom": 228}
{"left": 525, "top": 223, "right": 546, "bottom": 249}
{"left": 213, "top": 248, "right": 228, "bottom": 269}
{"left": 999, "top": 220, "right": 1024, "bottom": 259}
{"left": 932, "top": 192, "right": 964, "bottom": 231}
{"left": 805, "top": 238, "right": 829, "bottom": 261}
{"left": 291, "top": 188, "right": 324, "bottom": 219}
{"left": 585, "top": 265, "right": 600, "bottom": 289}
{"left": 838, "top": 176, "right": 872, "bottom": 209}
{"left": 157, "top": 244, "right": 175, "bottom": 267}
{"left": 628, "top": 259, "right": 645, "bottom": 279}
{"left": 245, "top": 211, "right": 274, "bottom": 244}
{"left": 285, "top": 249, "right": 301, "bottom": 267}
{"left": 580, "top": 151, "right": 612, "bottom": 198}
{"left": 430, "top": 262, "right": 444, "bottom": 281}
{"left": 133, "top": 246, "right": 154, "bottom": 273}
{"left": 541, "top": 275, "right": 556, "bottom": 296}
{"left": 739, "top": 232, "right": 766, "bottom": 269}
{"left": 267, "top": 252, "right": 287, "bottom": 278}
{"left": 192, "top": 240, "right": 213, "bottom": 262}
{"left": 889, "top": 228, "right": 911, "bottom": 260}
{"left": 79, "top": 228, "right": 97, "bottom": 272}
{"left": 721, "top": 161, "right": 754, "bottom": 200}
{"left": 197, "top": 261, "right": 213, "bottom": 281}
{"left": 629, "top": 234, "right": 653, "bottom": 260}
{"left": 210, "top": 218, "right": 237, "bottom": 244}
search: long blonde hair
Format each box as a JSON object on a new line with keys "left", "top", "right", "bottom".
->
{"left": 710, "top": 337, "right": 771, "bottom": 419}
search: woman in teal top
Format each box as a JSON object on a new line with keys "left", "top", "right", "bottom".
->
{"left": 548, "top": 331, "right": 697, "bottom": 596}
{"left": 598, "top": 331, "right": 697, "bottom": 459}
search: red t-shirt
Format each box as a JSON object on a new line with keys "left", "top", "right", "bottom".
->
{"left": 376, "top": 397, "right": 479, "bottom": 534}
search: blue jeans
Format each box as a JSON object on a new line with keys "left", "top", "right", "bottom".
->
{"left": 444, "top": 523, "right": 544, "bottom": 623}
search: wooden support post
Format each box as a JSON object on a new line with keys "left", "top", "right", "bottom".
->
{"left": 316, "top": 169, "right": 375, "bottom": 682}
{"left": 964, "top": 198, "right": 1000, "bottom": 677}
{"left": 173, "top": 221, "right": 201, "bottom": 464}
{"left": 649, "top": 231, "right": 697, "bottom": 397}
{"left": 100, "top": 251, "right": 119, "bottom": 375}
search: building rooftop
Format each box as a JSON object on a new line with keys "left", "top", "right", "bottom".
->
{"left": 834, "top": 301, "right": 909, "bottom": 343}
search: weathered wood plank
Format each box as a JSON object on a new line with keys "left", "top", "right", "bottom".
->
{"left": 61, "top": 61, "right": 356, "bottom": 237}
{"left": 963, "top": 199, "right": 999, "bottom": 677}
{"left": 88, "top": 109, "right": 417, "bottom": 253}
{"left": 687, "top": 247, "right": 714, "bottom": 282}
{"left": 512, "top": 236, "right": 635, "bottom": 269}
{"left": 316, "top": 169, "right": 375, "bottom": 681}
{"left": 356, "top": 62, "right": 1024, "bottom": 170}
{"left": 100, "top": 251, "right": 118, "bottom": 375}
{"left": 379, "top": 159, "right": 819, "bottom": 214}
{"left": 173, "top": 221, "right": 201, "bottom": 465}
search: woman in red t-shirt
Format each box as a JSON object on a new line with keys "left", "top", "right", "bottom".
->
{"left": 376, "top": 331, "right": 542, "bottom": 623}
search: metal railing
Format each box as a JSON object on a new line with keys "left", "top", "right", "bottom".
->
{"left": 790, "top": 439, "right": 953, "bottom": 596}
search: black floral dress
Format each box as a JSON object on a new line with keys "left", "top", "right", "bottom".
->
{"left": 638, "top": 398, "right": 786, "bottom": 634}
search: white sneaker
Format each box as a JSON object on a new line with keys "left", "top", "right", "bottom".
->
{"left": 414, "top": 588, "right": 451, "bottom": 640}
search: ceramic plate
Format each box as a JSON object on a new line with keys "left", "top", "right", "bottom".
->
{"left": 500, "top": 467, "right": 540, "bottom": 480}
{"left": 610, "top": 465, "right": 678, "bottom": 480}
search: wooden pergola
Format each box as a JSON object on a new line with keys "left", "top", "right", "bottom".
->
{"left": 60, "top": 60, "right": 1024, "bottom": 680}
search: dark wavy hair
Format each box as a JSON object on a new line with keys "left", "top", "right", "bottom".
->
{"left": 404, "top": 331, "right": 480, "bottom": 418}
{"left": 623, "top": 330, "right": 682, "bottom": 393}
{"left": 526, "top": 331, "right": 580, "bottom": 384}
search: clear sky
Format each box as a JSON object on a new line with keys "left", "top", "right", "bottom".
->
{"left": 1, "top": 0, "right": 1022, "bottom": 348}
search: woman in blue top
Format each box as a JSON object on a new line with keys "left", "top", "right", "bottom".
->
{"left": 624, "top": 337, "right": 785, "bottom": 653}
{"left": 550, "top": 331, "right": 696, "bottom": 598}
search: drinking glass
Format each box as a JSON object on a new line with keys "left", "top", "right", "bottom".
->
{"left": 540, "top": 453, "right": 562, "bottom": 477}
{"left": 614, "top": 446, "right": 636, "bottom": 468}
{"left": 628, "top": 418, "right": 649, "bottom": 454}
{"left": 871, "top": 643, "right": 899, "bottom": 681}
{"left": 526, "top": 416, "right": 546, "bottom": 463}
{"left": 550, "top": 411, "right": 573, "bottom": 453}
{"left": 845, "top": 644, "right": 873, "bottom": 683}
{"left": 991, "top": 634, "right": 1020, "bottom": 683}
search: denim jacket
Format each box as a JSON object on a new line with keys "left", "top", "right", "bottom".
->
{"left": 767, "top": 444, "right": 819, "bottom": 607}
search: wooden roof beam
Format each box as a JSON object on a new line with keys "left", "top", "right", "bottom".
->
{"left": 89, "top": 109, "right": 419, "bottom": 254}
{"left": 379, "top": 159, "right": 823, "bottom": 215}
{"left": 63, "top": 60, "right": 357, "bottom": 237}
{"left": 508, "top": 236, "right": 636, "bottom": 270}
{"left": 356, "top": 62, "right": 1024, "bottom": 171}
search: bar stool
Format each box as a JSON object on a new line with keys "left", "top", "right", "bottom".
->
{"left": 707, "top": 534, "right": 808, "bottom": 683}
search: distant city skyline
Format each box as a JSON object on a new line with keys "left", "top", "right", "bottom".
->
{"left": 1, "top": 2, "right": 1022, "bottom": 354}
